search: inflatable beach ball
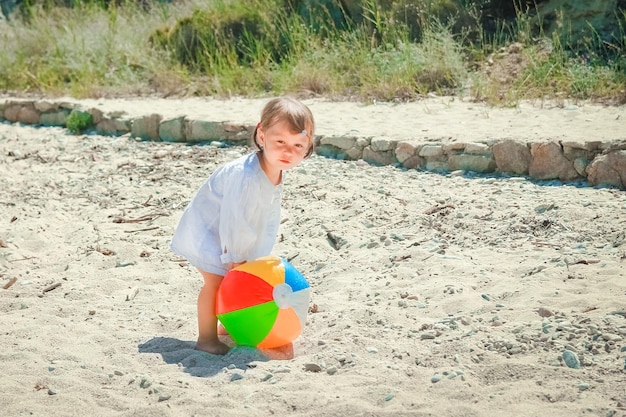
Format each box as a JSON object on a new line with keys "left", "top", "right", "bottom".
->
{"left": 216, "top": 255, "right": 310, "bottom": 349}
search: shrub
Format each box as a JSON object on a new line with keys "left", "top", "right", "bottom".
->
{"left": 66, "top": 109, "right": 94, "bottom": 134}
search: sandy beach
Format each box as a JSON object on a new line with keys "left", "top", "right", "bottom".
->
{"left": 1, "top": 97, "right": 625, "bottom": 417}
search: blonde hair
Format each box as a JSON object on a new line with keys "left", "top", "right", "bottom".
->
{"left": 253, "top": 97, "right": 315, "bottom": 158}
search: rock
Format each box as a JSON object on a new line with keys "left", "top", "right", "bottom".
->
{"left": 464, "top": 142, "right": 491, "bottom": 154}
{"left": 573, "top": 157, "right": 589, "bottom": 176}
{"left": 562, "top": 349, "right": 581, "bottom": 369}
{"left": 96, "top": 118, "right": 122, "bottom": 136}
{"left": 493, "top": 140, "right": 531, "bottom": 174}
{"left": 230, "top": 373, "right": 244, "bottom": 381}
{"left": 370, "top": 137, "right": 397, "bottom": 152}
{"left": 304, "top": 363, "right": 322, "bottom": 372}
{"left": 34, "top": 101, "right": 57, "bottom": 113}
{"left": 139, "top": 377, "right": 152, "bottom": 388}
{"left": 448, "top": 154, "right": 496, "bottom": 173}
{"left": 586, "top": 150, "right": 626, "bottom": 189}
{"left": 159, "top": 117, "right": 186, "bottom": 142}
{"left": 320, "top": 135, "right": 358, "bottom": 150}
{"left": 16, "top": 104, "right": 41, "bottom": 125}
{"left": 419, "top": 144, "right": 444, "bottom": 157}
{"left": 222, "top": 122, "right": 251, "bottom": 139}
{"left": 40, "top": 111, "right": 69, "bottom": 127}
{"left": 362, "top": 147, "right": 396, "bottom": 166}
{"left": 529, "top": 142, "right": 579, "bottom": 181}
{"left": 395, "top": 141, "right": 417, "bottom": 163}
{"left": 3, "top": 103, "right": 22, "bottom": 122}
{"left": 131, "top": 113, "right": 162, "bottom": 141}
{"left": 425, "top": 160, "right": 449, "bottom": 172}
{"left": 88, "top": 107, "right": 104, "bottom": 124}
{"left": 401, "top": 155, "right": 424, "bottom": 170}
{"left": 420, "top": 332, "right": 436, "bottom": 340}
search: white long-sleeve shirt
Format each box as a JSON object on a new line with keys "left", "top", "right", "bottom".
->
{"left": 170, "top": 152, "right": 283, "bottom": 276}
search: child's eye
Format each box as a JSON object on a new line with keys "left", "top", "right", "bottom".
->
{"left": 295, "top": 144, "right": 303, "bottom": 148}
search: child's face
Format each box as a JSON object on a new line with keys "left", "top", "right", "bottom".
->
{"left": 258, "top": 120, "right": 311, "bottom": 171}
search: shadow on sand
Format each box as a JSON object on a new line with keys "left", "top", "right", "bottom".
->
{"left": 138, "top": 336, "right": 293, "bottom": 377}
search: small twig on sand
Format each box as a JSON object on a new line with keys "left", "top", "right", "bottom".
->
{"left": 424, "top": 204, "right": 455, "bottom": 215}
{"left": 43, "top": 282, "right": 61, "bottom": 293}
{"left": 124, "top": 226, "right": 159, "bottom": 233}
{"left": 571, "top": 259, "right": 600, "bottom": 265}
{"left": 532, "top": 241, "right": 562, "bottom": 249}
{"left": 113, "top": 213, "right": 165, "bottom": 223}
{"left": 126, "top": 287, "right": 139, "bottom": 301}
{"left": 3, "top": 277, "right": 17, "bottom": 290}
{"left": 9, "top": 256, "right": 36, "bottom": 263}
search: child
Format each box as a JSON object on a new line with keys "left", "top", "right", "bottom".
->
{"left": 170, "top": 97, "right": 315, "bottom": 355}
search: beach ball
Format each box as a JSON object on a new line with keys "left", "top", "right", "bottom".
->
{"left": 216, "top": 255, "right": 310, "bottom": 349}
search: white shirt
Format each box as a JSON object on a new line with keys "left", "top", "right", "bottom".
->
{"left": 170, "top": 152, "right": 283, "bottom": 276}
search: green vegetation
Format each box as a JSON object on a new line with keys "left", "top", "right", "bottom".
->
{"left": 0, "top": 0, "right": 624, "bottom": 105}
{"left": 66, "top": 109, "right": 94, "bottom": 134}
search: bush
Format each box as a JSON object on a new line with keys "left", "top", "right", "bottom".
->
{"left": 151, "top": 1, "right": 298, "bottom": 72}
{"left": 66, "top": 109, "right": 94, "bottom": 134}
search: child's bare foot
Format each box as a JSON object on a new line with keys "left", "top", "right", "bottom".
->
{"left": 195, "top": 339, "right": 230, "bottom": 355}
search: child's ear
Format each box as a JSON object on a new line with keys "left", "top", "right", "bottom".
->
{"left": 257, "top": 128, "right": 265, "bottom": 144}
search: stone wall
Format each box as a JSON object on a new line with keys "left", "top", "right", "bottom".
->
{"left": 1, "top": 98, "right": 625, "bottom": 189}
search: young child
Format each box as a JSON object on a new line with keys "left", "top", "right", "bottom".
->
{"left": 170, "top": 97, "right": 315, "bottom": 355}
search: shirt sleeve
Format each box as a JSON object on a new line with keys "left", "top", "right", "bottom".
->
{"left": 217, "top": 165, "right": 261, "bottom": 265}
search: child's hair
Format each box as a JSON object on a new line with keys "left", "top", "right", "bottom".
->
{"left": 252, "top": 97, "right": 315, "bottom": 158}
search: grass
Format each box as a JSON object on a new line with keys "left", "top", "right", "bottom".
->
{"left": 0, "top": 0, "right": 624, "bottom": 105}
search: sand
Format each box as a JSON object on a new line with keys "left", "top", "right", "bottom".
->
{"left": 53, "top": 96, "right": 626, "bottom": 143}
{"left": 1, "top": 97, "right": 625, "bottom": 417}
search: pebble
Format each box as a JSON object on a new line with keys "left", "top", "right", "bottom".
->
{"left": 537, "top": 307, "right": 553, "bottom": 317}
{"left": 431, "top": 374, "right": 442, "bottom": 383}
{"left": 420, "top": 332, "right": 436, "bottom": 340}
{"left": 230, "top": 373, "right": 244, "bottom": 382}
{"left": 366, "top": 346, "right": 378, "bottom": 353}
{"left": 562, "top": 350, "right": 581, "bottom": 369}
{"left": 158, "top": 394, "right": 171, "bottom": 402}
{"left": 304, "top": 363, "right": 322, "bottom": 372}
{"left": 272, "top": 365, "right": 291, "bottom": 373}
{"left": 602, "top": 333, "right": 623, "bottom": 342}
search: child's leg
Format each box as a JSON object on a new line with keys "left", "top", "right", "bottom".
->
{"left": 195, "top": 268, "right": 230, "bottom": 355}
